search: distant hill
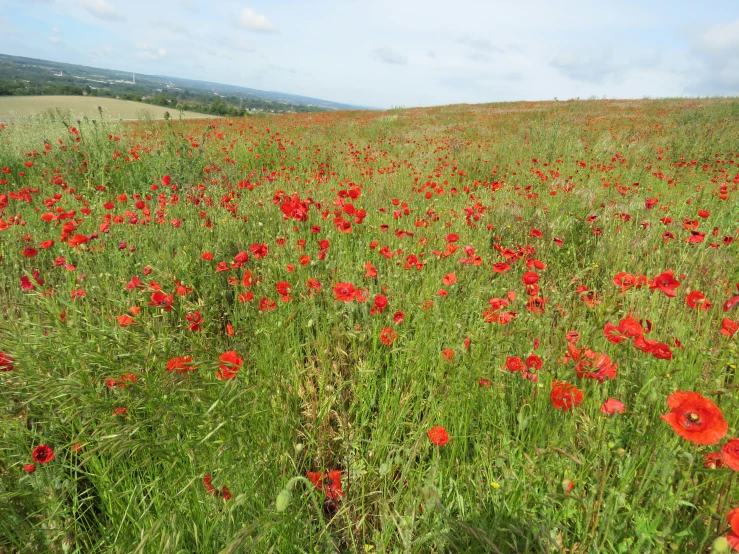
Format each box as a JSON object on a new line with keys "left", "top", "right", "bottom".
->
{"left": 0, "top": 95, "right": 215, "bottom": 122}
{"left": 0, "top": 53, "right": 370, "bottom": 115}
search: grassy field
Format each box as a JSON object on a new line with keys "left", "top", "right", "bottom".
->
{"left": 0, "top": 95, "right": 213, "bottom": 121}
{"left": 1, "top": 98, "right": 739, "bottom": 553}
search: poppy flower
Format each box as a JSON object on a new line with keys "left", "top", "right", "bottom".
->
{"left": 217, "top": 350, "right": 243, "bottom": 380}
{"left": 478, "top": 378, "right": 491, "bottom": 387}
{"left": 601, "top": 398, "right": 626, "bottom": 415}
{"left": 31, "top": 444, "right": 55, "bottom": 464}
{"left": 722, "top": 319, "right": 739, "bottom": 337}
{"left": 148, "top": 291, "right": 174, "bottom": 312}
{"left": 443, "top": 273, "right": 457, "bottom": 286}
{"left": 725, "top": 507, "right": 739, "bottom": 550}
{"left": 721, "top": 439, "right": 739, "bottom": 471}
{"left": 379, "top": 326, "right": 398, "bottom": 346}
{"left": 724, "top": 296, "right": 739, "bottom": 312}
{"left": 23, "top": 464, "right": 36, "bottom": 473}
{"left": 334, "top": 282, "right": 357, "bottom": 302}
{"left": 427, "top": 426, "right": 449, "bottom": 446}
{"left": 551, "top": 381, "right": 583, "bottom": 411}
{"left": 661, "top": 391, "right": 728, "bottom": 445}
{"left": 505, "top": 356, "right": 524, "bottom": 372}
{"left": 234, "top": 251, "right": 249, "bottom": 264}
{"left": 250, "top": 243, "right": 268, "bottom": 259}
{"left": 686, "top": 291, "right": 712, "bottom": 311}
{"left": 167, "top": 356, "right": 197, "bottom": 374}
{"left": 306, "top": 470, "right": 344, "bottom": 500}
{"left": 117, "top": 314, "right": 135, "bottom": 327}
{"left": 201, "top": 252, "right": 213, "bottom": 261}
{"left": 0, "top": 352, "right": 14, "bottom": 372}
{"left": 649, "top": 271, "right": 680, "bottom": 298}
{"left": 703, "top": 452, "right": 725, "bottom": 469}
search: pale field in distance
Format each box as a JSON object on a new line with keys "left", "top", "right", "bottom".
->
{"left": 0, "top": 95, "right": 215, "bottom": 121}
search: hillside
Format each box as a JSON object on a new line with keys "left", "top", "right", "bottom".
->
{"left": 0, "top": 53, "right": 366, "bottom": 116}
{"left": 0, "top": 95, "right": 215, "bottom": 121}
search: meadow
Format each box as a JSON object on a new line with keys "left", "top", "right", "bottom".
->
{"left": 0, "top": 96, "right": 212, "bottom": 122}
{"left": 1, "top": 98, "right": 739, "bottom": 553}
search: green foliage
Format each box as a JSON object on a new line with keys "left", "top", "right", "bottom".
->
{"left": 0, "top": 98, "right": 738, "bottom": 553}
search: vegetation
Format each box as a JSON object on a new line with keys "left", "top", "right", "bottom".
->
{"left": 1, "top": 98, "right": 739, "bottom": 553}
{"left": 0, "top": 53, "right": 349, "bottom": 116}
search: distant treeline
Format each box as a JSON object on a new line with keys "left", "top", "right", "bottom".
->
{"left": 0, "top": 62, "right": 325, "bottom": 116}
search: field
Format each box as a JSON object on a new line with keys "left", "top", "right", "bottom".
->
{"left": 0, "top": 96, "right": 213, "bottom": 122}
{"left": 1, "top": 98, "right": 739, "bottom": 553}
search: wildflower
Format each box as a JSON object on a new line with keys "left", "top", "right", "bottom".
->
{"left": 217, "top": 351, "right": 243, "bottom": 380}
{"left": 379, "top": 326, "right": 398, "bottom": 346}
{"left": 307, "top": 470, "right": 344, "bottom": 500}
{"left": 0, "top": 352, "right": 14, "bottom": 372}
{"left": 32, "top": 444, "right": 55, "bottom": 464}
{"left": 23, "top": 464, "right": 36, "bottom": 473}
{"left": 601, "top": 398, "right": 626, "bottom": 415}
{"left": 661, "top": 391, "right": 727, "bottom": 445}
{"left": 650, "top": 271, "right": 680, "bottom": 297}
{"left": 167, "top": 356, "right": 197, "bottom": 374}
{"left": 721, "top": 439, "right": 739, "bottom": 471}
{"left": 427, "top": 426, "right": 449, "bottom": 446}
{"left": 334, "top": 282, "right": 357, "bottom": 302}
{"left": 551, "top": 381, "right": 583, "bottom": 411}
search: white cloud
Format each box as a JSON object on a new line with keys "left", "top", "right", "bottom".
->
{"left": 48, "top": 35, "right": 62, "bottom": 43}
{"left": 78, "top": 0, "right": 124, "bottom": 21}
{"left": 699, "top": 19, "right": 739, "bottom": 52}
{"left": 238, "top": 8, "right": 276, "bottom": 33}
{"left": 135, "top": 42, "right": 167, "bottom": 60}
{"left": 374, "top": 47, "right": 407, "bottom": 65}
{"left": 228, "top": 37, "right": 255, "bottom": 52}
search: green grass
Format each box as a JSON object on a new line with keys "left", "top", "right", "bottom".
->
{"left": 1, "top": 98, "right": 739, "bottom": 553}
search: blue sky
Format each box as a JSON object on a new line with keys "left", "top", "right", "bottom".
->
{"left": 0, "top": 0, "right": 737, "bottom": 108}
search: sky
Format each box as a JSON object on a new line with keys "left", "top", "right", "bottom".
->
{"left": 0, "top": 0, "right": 737, "bottom": 108}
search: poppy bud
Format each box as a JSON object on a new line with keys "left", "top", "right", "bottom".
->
{"left": 711, "top": 537, "right": 729, "bottom": 554}
{"left": 275, "top": 489, "right": 292, "bottom": 512}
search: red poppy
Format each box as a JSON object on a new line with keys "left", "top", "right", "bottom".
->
{"left": 167, "top": 356, "right": 197, "bottom": 374}
{"left": 23, "top": 464, "right": 36, "bottom": 473}
{"left": 522, "top": 271, "right": 539, "bottom": 285}
{"left": 234, "top": 251, "right": 249, "bottom": 264}
{"left": 649, "top": 271, "right": 680, "bottom": 297}
{"left": 478, "top": 378, "right": 491, "bottom": 388}
{"left": 0, "top": 352, "right": 14, "bottom": 372}
{"left": 117, "top": 314, "right": 135, "bottom": 327}
{"left": 550, "top": 381, "right": 583, "bottom": 411}
{"left": 601, "top": 398, "right": 626, "bottom": 415}
{"left": 721, "top": 439, "right": 739, "bottom": 471}
{"left": 148, "top": 291, "right": 174, "bottom": 312}
{"left": 722, "top": 318, "right": 739, "bottom": 337}
{"left": 393, "top": 311, "right": 404, "bottom": 324}
{"left": 217, "top": 350, "right": 243, "bottom": 380}
{"left": 442, "top": 273, "right": 457, "bottom": 286}
{"left": 334, "top": 282, "right": 357, "bottom": 302}
{"left": 379, "top": 326, "right": 398, "bottom": 346}
{"left": 250, "top": 243, "right": 268, "bottom": 259}
{"left": 31, "top": 444, "right": 55, "bottom": 464}
{"left": 201, "top": 252, "right": 213, "bottom": 261}
{"left": 505, "top": 356, "right": 524, "bottom": 372}
{"left": 661, "top": 391, "right": 728, "bottom": 445}
{"left": 686, "top": 291, "right": 712, "bottom": 311}
{"left": 427, "top": 426, "right": 449, "bottom": 446}
{"left": 22, "top": 247, "right": 38, "bottom": 258}
{"left": 306, "top": 470, "right": 344, "bottom": 500}
{"left": 441, "top": 348, "right": 454, "bottom": 362}
{"left": 725, "top": 507, "right": 739, "bottom": 550}
{"left": 525, "top": 354, "right": 542, "bottom": 371}
{"left": 703, "top": 452, "right": 725, "bottom": 469}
